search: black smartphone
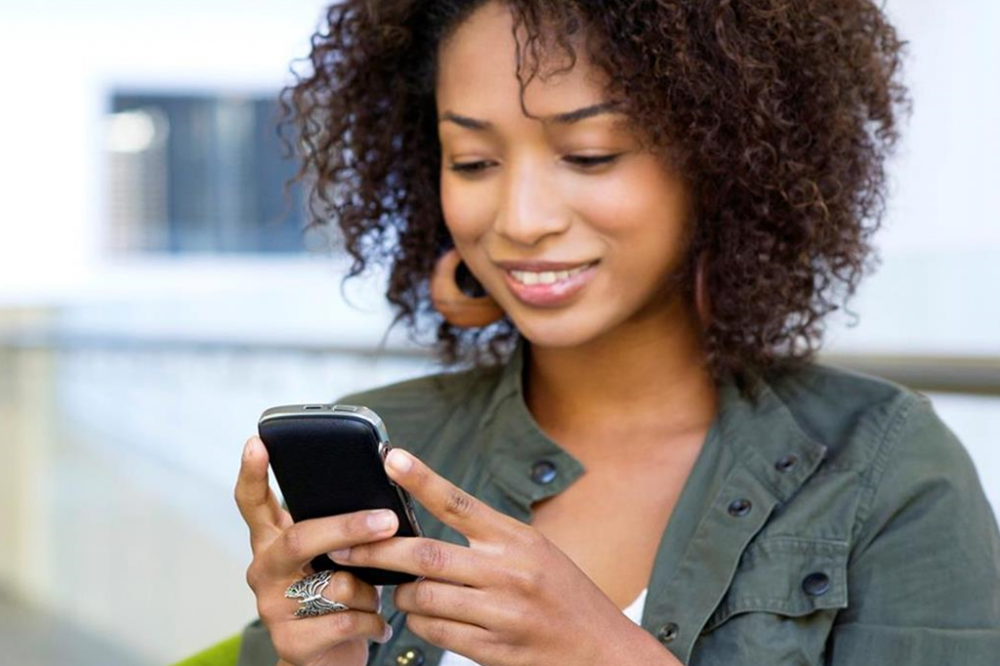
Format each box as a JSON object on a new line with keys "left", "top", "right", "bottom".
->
{"left": 257, "top": 403, "right": 423, "bottom": 586}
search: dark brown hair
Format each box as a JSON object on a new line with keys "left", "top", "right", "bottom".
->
{"left": 279, "top": 0, "right": 910, "bottom": 398}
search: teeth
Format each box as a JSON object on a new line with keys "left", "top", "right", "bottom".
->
{"left": 509, "top": 264, "right": 592, "bottom": 285}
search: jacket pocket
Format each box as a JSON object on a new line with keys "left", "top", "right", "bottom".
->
{"left": 701, "top": 536, "right": 850, "bottom": 633}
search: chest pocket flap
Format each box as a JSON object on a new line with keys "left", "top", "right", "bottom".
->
{"left": 703, "top": 536, "right": 849, "bottom": 633}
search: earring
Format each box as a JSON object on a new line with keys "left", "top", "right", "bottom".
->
{"left": 694, "top": 250, "right": 712, "bottom": 328}
{"left": 430, "top": 248, "right": 505, "bottom": 328}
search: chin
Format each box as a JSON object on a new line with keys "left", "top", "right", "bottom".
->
{"left": 507, "top": 308, "right": 610, "bottom": 350}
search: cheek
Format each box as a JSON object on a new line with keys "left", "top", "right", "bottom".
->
{"left": 440, "top": 176, "right": 492, "bottom": 242}
{"left": 578, "top": 166, "right": 692, "bottom": 300}
{"left": 571, "top": 160, "right": 691, "bottom": 251}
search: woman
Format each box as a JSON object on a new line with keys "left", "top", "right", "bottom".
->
{"left": 230, "top": 1, "right": 1000, "bottom": 665}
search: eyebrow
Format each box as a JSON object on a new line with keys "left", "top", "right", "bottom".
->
{"left": 438, "top": 101, "right": 622, "bottom": 131}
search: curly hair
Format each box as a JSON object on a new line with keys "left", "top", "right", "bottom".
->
{"left": 279, "top": 0, "right": 910, "bottom": 399}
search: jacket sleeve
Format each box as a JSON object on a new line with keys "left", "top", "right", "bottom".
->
{"left": 826, "top": 394, "right": 1000, "bottom": 664}
{"left": 235, "top": 619, "right": 279, "bottom": 666}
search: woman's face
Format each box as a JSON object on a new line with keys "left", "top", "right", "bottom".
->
{"left": 435, "top": 0, "right": 695, "bottom": 349}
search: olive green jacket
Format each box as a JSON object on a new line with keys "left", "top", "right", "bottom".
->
{"left": 235, "top": 341, "right": 1000, "bottom": 666}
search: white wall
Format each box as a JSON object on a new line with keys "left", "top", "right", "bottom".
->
{"left": 822, "top": 0, "right": 1000, "bottom": 356}
{"left": 876, "top": 1, "right": 1000, "bottom": 255}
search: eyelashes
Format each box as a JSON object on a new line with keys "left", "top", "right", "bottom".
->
{"left": 562, "top": 154, "right": 622, "bottom": 168}
{"left": 448, "top": 153, "right": 623, "bottom": 174}
{"left": 448, "top": 161, "right": 493, "bottom": 174}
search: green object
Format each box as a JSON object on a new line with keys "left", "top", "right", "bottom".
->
{"left": 171, "top": 633, "right": 242, "bottom": 666}
{"left": 235, "top": 338, "right": 1000, "bottom": 666}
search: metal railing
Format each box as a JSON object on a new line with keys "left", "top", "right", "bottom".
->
{"left": 2, "top": 328, "right": 999, "bottom": 397}
{"left": 819, "top": 353, "right": 1000, "bottom": 397}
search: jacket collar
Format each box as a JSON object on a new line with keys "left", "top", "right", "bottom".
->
{"left": 476, "top": 337, "right": 587, "bottom": 519}
{"left": 478, "top": 337, "right": 828, "bottom": 514}
{"left": 474, "top": 337, "right": 830, "bottom": 663}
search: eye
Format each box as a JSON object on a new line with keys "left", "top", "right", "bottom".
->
{"left": 447, "top": 153, "right": 623, "bottom": 175}
{"left": 448, "top": 160, "right": 494, "bottom": 174}
{"left": 564, "top": 153, "right": 622, "bottom": 168}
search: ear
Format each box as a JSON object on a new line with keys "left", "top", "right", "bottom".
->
{"left": 430, "top": 248, "right": 505, "bottom": 328}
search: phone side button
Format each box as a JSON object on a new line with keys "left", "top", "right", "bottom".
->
{"left": 379, "top": 442, "right": 394, "bottom": 462}
{"left": 332, "top": 404, "right": 359, "bottom": 412}
{"left": 403, "top": 503, "right": 421, "bottom": 534}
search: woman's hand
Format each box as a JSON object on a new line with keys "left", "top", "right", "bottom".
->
{"left": 234, "top": 436, "right": 395, "bottom": 666}
{"left": 328, "top": 448, "right": 660, "bottom": 666}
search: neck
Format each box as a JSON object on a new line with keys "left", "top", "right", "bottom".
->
{"left": 523, "top": 298, "right": 718, "bottom": 450}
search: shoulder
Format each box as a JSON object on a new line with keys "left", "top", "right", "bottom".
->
{"left": 767, "top": 367, "right": 1000, "bottom": 631}
{"left": 765, "top": 360, "right": 997, "bottom": 554}
{"left": 766, "top": 360, "right": 966, "bottom": 481}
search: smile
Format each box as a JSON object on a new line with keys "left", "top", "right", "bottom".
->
{"left": 501, "top": 261, "right": 599, "bottom": 307}
{"left": 507, "top": 263, "right": 593, "bottom": 285}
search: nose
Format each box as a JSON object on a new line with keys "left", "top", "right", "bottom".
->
{"left": 494, "top": 158, "right": 571, "bottom": 247}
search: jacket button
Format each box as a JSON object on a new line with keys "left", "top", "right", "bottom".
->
{"left": 395, "top": 647, "right": 425, "bottom": 666}
{"left": 775, "top": 454, "right": 798, "bottom": 472}
{"left": 802, "top": 572, "right": 831, "bottom": 597}
{"left": 657, "top": 622, "right": 679, "bottom": 644}
{"left": 530, "top": 460, "right": 558, "bottom": 485}
{"left": 727, "top": 498, "right": 752, "bottom": 517}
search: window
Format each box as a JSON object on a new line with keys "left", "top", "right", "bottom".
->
{"left": 105, "top": 92, "right": 308, "bottom": 254}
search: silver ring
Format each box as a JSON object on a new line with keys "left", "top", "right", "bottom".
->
{"left": 285, "top": 570, "right": 350, "bottom": 617}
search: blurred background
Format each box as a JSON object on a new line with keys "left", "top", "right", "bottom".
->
{"left": 0, "top": 1, "right": 997, "bottom": 664}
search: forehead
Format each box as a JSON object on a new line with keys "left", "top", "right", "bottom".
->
{"left": 435, "top": 1, "right": 608, "bottom": 121}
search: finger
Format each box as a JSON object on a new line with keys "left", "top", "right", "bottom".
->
{"left": 273, "top": 610, "right": 392, "bottom": 665}
{"left": 263, "top": 509, "right": 400, "bottom": 578}
{"left": 384, "top": 449, "right": 519, "bottom": 543}
{"left": 314, "top": 571, "right": 381, "bottom": 614}
{"left": 405, "top": 613, "right": 491, "bottom": 657}
{"left": 394, "top": 579, "right": 497, "bottom": 627}
{"left": 260, "top": 571, "right": 381, "bottom": 623}
{"left": 330, "top": 536, "right": 488, "bottom": 587}
{"left": 235, "top": 436, "right": 287, "bottom": 549}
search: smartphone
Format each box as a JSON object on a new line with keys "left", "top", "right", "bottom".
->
{"left": 257, "top": 403, "right": 423, "bottom": 586}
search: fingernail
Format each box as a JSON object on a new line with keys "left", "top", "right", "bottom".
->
{"left": 367, "top": 510, "right": 395, "bottom": 531}
{"left": 242, "top": 437, "right": 255, "bottom": 460}
{"left": 382, "top": 624, "right": 393, "bottom": 643}
{"left": 329, "top": 548, "right": 350, "bottom": 560}
{"left": 386, "top": 449, "right": 412, "bottom": 473}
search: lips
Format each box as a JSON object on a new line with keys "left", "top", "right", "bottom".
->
{"left": 495, "top": 259, "right": 596, "bottom": 271}
{"left": 499, "top": 260, "right": 599, "bottom": 307}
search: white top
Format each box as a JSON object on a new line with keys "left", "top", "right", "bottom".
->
{"left": 438, "top": 587, "right": 649, "bottom": 666}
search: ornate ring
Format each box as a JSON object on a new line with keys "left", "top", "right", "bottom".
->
{"left": 285, "top": 570, "right": 350, "bottom": 617}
